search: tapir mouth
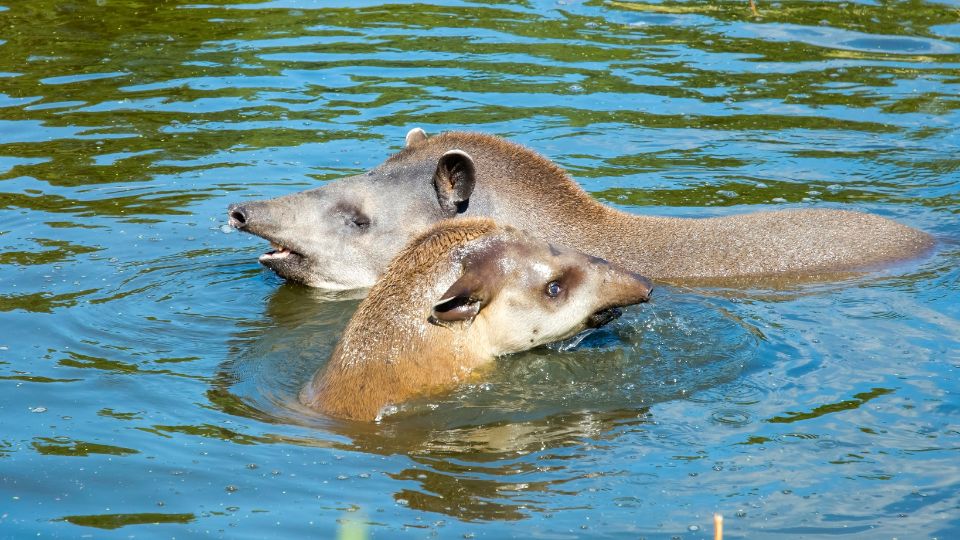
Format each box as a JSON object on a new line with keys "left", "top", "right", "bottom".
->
{"left": 585, "top": 284, "right": 653, "bottom": 329}
{"left": 586, "top": 307, "right": 624, "bottom": 329}
{"left": 259, "top": 242, "right": 305, "bottom": 264}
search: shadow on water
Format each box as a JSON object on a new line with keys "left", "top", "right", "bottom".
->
{"left": 210, "top": 283, "right": 765, "bottom": 520}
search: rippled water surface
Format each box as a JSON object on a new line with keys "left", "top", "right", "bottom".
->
{"left": 2, "top": 1, "right": 959, "bottom": 538}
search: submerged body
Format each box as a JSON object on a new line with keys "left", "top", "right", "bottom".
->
{"left": 301, "top": 218, "right": 652, "bottom": 421}
{"left": 230, "top": 129, "right": 934, "bottom": 289}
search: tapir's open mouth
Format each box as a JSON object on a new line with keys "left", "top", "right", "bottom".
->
{"left": 586, "top": 307, "right": 624, "bottom": 329}
{"left": 259, "top": 242, "right": 304, "bottom": 264}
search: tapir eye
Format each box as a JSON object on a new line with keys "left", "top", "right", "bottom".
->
{"left": 545, "top": 280, "right": 562, "bottom": 298}
{"left": 351, "top": 214, "right": 371, "bottom": 230}
{"left": 334, "top": 202, "right": 371, "bottom": 231}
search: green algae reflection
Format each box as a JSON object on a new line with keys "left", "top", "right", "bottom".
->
{"left": 766, "top": 387, "right": 894, "bottom": 424}
{"left": 59, "top": 512, "right": 195, "bottom": 529}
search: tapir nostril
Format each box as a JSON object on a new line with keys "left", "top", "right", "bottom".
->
{"left": 227, "top": 204, "right": 248, "bottom": 228}
{"left": 629, "top": 272, "right": 654, "bottom": 302}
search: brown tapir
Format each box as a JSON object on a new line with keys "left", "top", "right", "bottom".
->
{"left": 229, "top": 128, "right": 934, "bottom": 290}
{"left": 300, "top": 218, "right": 653, "bottom": 421}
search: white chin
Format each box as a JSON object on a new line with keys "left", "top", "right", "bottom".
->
{"left": 304, "top": 277, "right": 374, "bottom": 291}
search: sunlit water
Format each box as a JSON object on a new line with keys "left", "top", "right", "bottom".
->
{"left": 1, "top": 1, "right": 959, "bottom": 538}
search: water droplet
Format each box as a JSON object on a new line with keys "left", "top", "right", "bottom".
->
{"left": 219, "top": 224, "right": 233, "bottom": 234}
{"left": 225, "top": 485, "right": 239, "bottom": 492}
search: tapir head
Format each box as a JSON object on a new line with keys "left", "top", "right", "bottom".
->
{"left": 228, "top": 129, "right": 480, "bottom": 289}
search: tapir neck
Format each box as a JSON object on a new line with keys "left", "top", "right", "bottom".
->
{"left": 301, "top": 219, "right": 502, "bottom": 422}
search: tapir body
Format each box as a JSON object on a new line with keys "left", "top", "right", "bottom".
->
{"left": 229, "top": 129, "right": 934, "bottom": 290}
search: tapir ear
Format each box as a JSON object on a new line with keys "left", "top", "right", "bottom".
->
{"left": 430, "top": 271, "right": 489, "bottom": 324}
{"left": 433, "top": 149, "right": 476, "bottom": 216}
{"left": 405, "top": 127, "right": 428, "bottom": 147}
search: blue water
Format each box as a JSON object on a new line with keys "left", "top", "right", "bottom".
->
{"left": 1, "top": 1, "right": 958, "bottom": 538}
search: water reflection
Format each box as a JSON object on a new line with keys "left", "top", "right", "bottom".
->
{"left": 208, "top": 283, "right": 762, "bottom": 520}
{"left": 1, "top": 0, "right": 958, "bottom": 536}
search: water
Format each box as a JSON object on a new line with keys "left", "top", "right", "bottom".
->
{"left": 1, "top": 0, "right": 959, "bottom": 538}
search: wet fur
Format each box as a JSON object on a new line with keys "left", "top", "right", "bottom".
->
{"left": 301, "top": 218, "right": 499, "bottom": 421}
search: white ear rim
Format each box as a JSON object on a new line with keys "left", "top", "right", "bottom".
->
{"left": 405, "top": 127, "right": 428, "bottom": 147}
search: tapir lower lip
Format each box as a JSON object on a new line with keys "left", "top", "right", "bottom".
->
{"left": 233, "top": 226, "right": 308, "bottom": 264}
{"left": 586, "top": 307, "right": 623, "bottom": 329}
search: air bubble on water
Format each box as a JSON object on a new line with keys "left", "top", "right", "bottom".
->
{"left": 826, "top": 184, "right": 843, "bottom": 193}
{"left": 220, "top": 224, "right": 233, "bottom": 234}
{"left": 771, "top": 197, "right": 787, "bottom": 203}
{"left": 717, "top": 190, "right": 738, "bottom": 199}
{"left": 30, "top": 406, "right": 47, "bottom": 413}
{"left": 688, "top": 525, "right": 700, "bottom": 532}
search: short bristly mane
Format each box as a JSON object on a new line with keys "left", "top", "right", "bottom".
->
{"left": 388, "top": 131, "right": 592, "bottom": 207}
{"left": 390, "top": 131, "right": 933, "bottom": 281}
